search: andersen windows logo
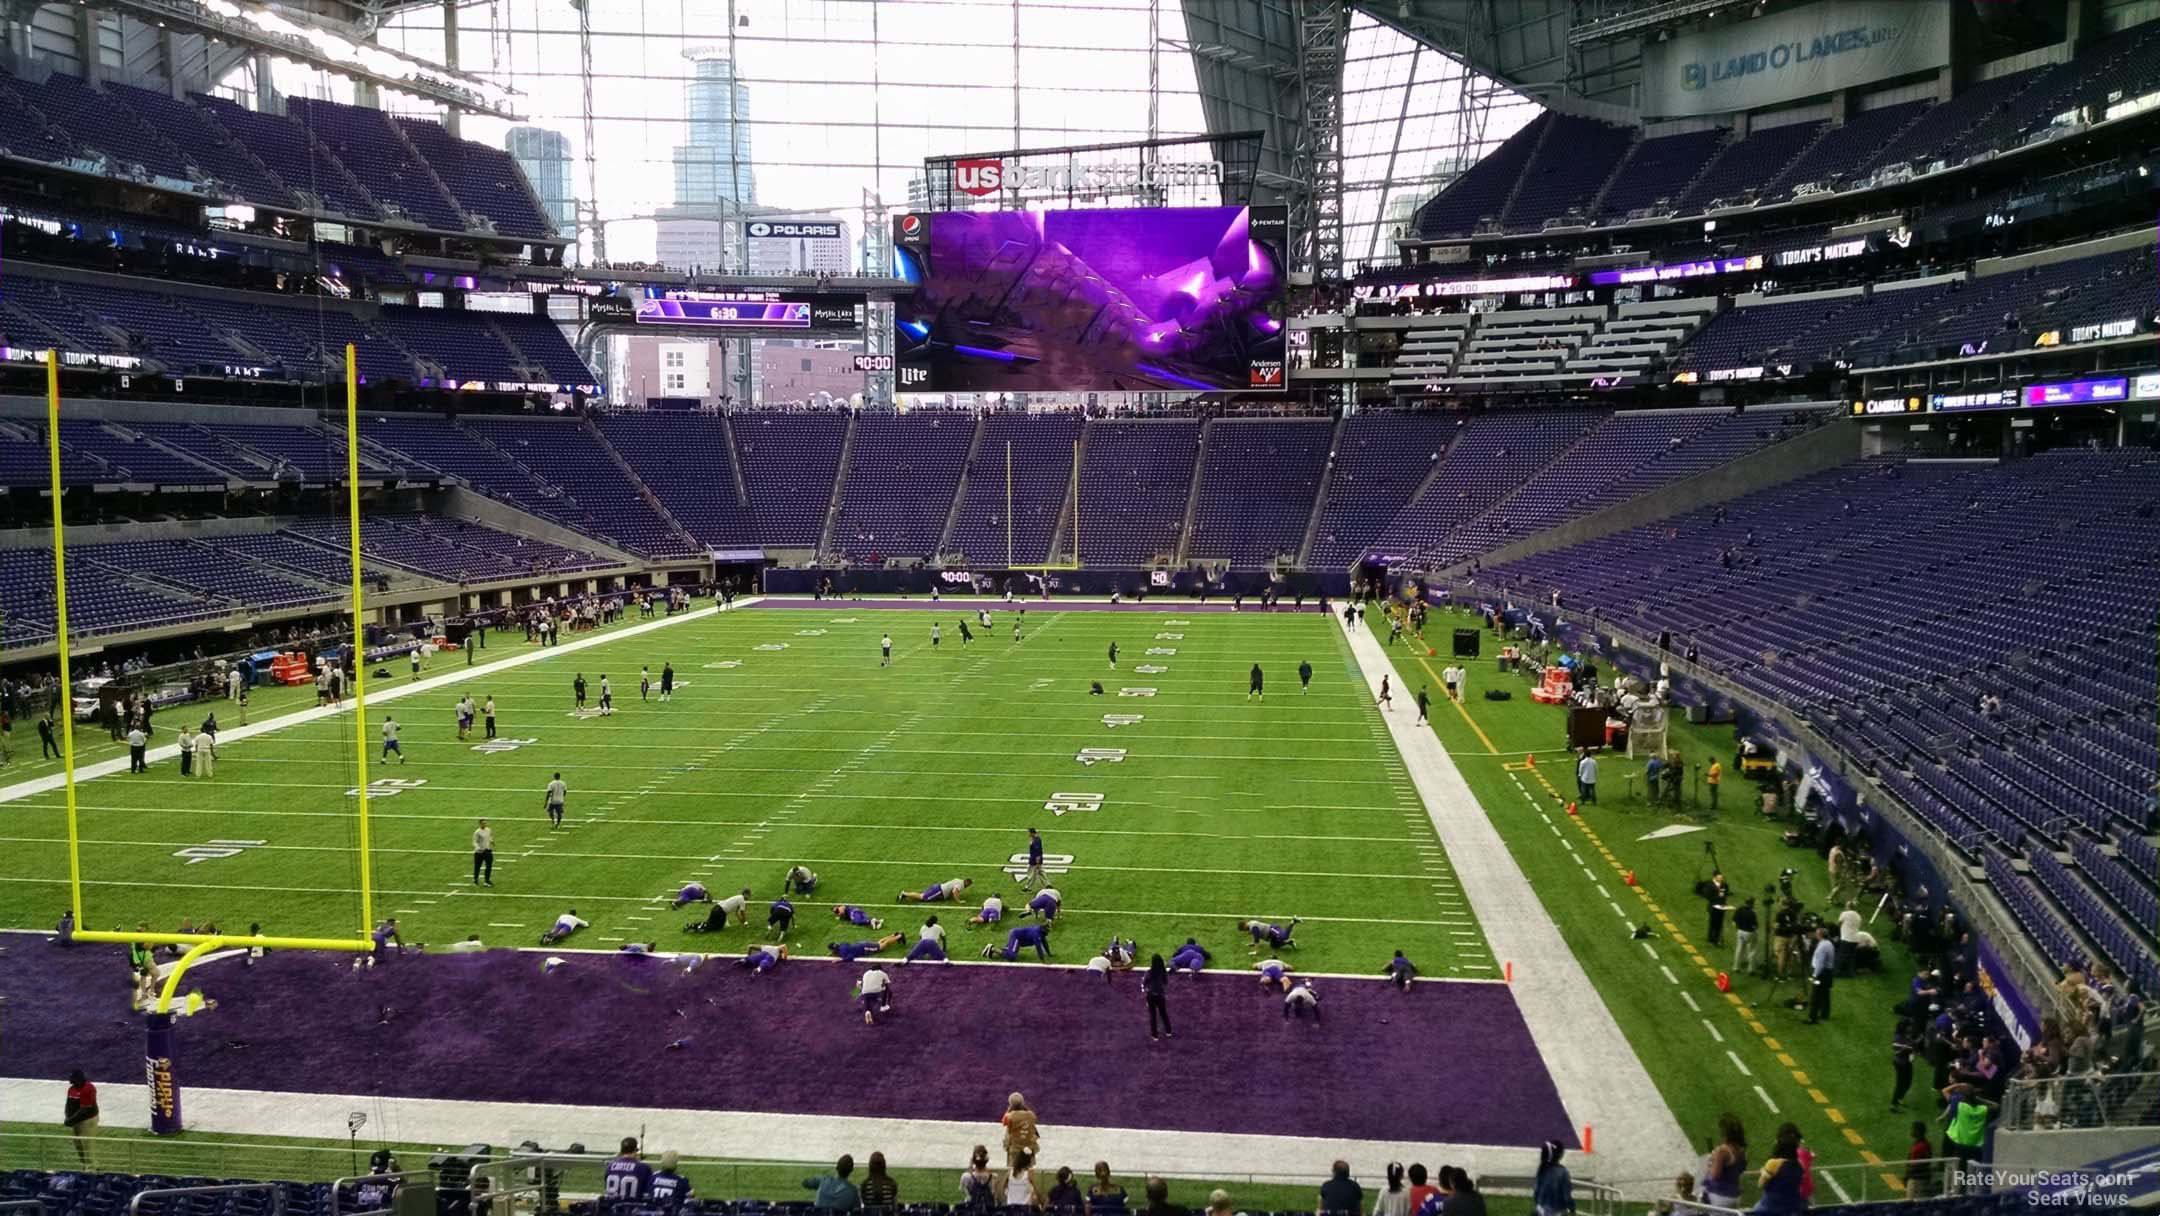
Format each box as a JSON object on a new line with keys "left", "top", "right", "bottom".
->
{"left": 951, "top": 158, "right": 1224, "bottom": 197}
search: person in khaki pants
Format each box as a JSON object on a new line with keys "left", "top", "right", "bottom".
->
{"left": 64, "top": 1070, "right": 98, "bottom": 1165}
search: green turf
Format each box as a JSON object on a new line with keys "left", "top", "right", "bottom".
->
{"left": 0, "top": 604, "right": 1490, "bottom": 980}
{"left": 1360, "top": 606, "right": 1929, "bottom": 1200}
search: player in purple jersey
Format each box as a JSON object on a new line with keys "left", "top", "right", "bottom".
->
{"left": 1382, "top": 949, "right": 1418, "bottom": 991}
{"left": 766, "top": 897, "right": 795, "bottom": 938}
{"left": 828, "top": 934, "right": 902, "bottom": 962}
{"left": 540, "top": 909, "right": 588, "bottom": 945}
{"left": 600, "top": 1138, "right": 654, "bottom": 1209}
{"left": 672, "top": 883, "right": 710, "bottom": 909}
{"left": 1168, "top": 937, "right": 1211, "bottom": 972}
{"left": 898, "top": 876, "right": 972, "bottom": 903}
{"left": 966, "top": 894, "right": 1005, "bottom": 925}
{"left": 832, "top": 904, "right": 883, "bottom": 929}
{"left": 737, "top": 945, "right": 787, "bottom": 975}
{"left": 982, "top": 921, "right": 1052, "bottom": 961}
{"left": 1239, "top": 917, "right": 1299, "bottom": 952}
{"left": 371, "top": 918, "right": 402, "bottom": 958}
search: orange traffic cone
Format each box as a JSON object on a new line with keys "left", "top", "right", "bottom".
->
{"left": 1715, "top": 972, "right": 1732, "bottom": 993}
{"left": 1525, "top": 753, "right": 1536, "bottom": 769}
{"left": 1623, "top": 870, "right": 1638, "bottom": 886}
{"left": 1566, "top": 802, "right": 1579, "bottom": 816}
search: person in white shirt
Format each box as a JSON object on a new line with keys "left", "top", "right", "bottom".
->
{"left": 192, "top": 727, "right": 217, "bottom": 778}
{"left": 967, "top": 894, "right": 1006, "bottom": 926}
{"left": 1283, "top": 979, "right": 1322, "bottom": 1022}
{"left": 543, "top": 773, "right": 568, "bottom": 827}
{"left": 381, "top": 717, "right": 405, "bottom": 764}
{"left": 472, "top": 818, "right": 494, "bottom": 886}
{"left": 598, "top": 675, "right": 614, "bottom": 715}
{"left": 899, "top": 876, "right": 972, "bottom": 903}
{"left": 1575, "top": 749, "right": 1598, "bottom": 804}
{"left": 541, "top": 909, "right": 588, "bottom": 945}
{"left": 902, "top": 915, "right": 948, "bottom": 963}
{"left": 126, "top": 726, "right": 148, "bottom": 774}
{"left": 1836, "top": 900, "right": 1864, "bottom": 976}
{"left": 880, "top": 634, "right": 892, "bottom": 667}
{"left": 857, "top": 963, "right": 892, "bottom": 1024}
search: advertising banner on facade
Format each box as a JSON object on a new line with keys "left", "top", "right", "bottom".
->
{"left": 1640, "top": 0, "right": 1951, "bottom": 118}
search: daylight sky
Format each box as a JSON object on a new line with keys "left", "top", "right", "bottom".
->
{"left": 272, "top": 0, "right": 1536, "bottom": 266}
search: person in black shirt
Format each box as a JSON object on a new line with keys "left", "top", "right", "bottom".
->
{"left": 1317, "top": 1162, "right": 1362, "bottom": 1215}
{"left": 1298, "top": 660, "right": 1313, "bottom": 693}
{"left": 1731, "top": 897, "right": 1760, "bottom": 975}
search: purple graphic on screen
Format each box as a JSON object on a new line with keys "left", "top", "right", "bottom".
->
{"left": 896, "top": 205, "right": 1286, "bottom": 392}
{"left": 639, "top": 298, "right": 813, "bottom": 328}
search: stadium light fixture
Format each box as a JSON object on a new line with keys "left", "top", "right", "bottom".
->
{"left": 1568, "top": 0, "right": 1741, "bottom": 46}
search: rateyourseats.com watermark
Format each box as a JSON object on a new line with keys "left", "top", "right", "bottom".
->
{"left": 1946, "top": 1167, "right": 2142, "bottom": 1208}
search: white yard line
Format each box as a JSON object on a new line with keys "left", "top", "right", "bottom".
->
{"left": 1338, "top": 614, "right": 1692, "bottom": 1186}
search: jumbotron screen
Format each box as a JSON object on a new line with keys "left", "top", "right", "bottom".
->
{"left": 892, "top": 205, "right": 1287, "bottom": 392}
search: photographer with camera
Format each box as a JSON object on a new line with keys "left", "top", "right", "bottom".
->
{"left": 1771, "top": 884, "right": 1803, "bottom": 980}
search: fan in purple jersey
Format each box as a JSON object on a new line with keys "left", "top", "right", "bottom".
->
{"left": 1168, "top": 937, "right": 1212, "bottom": 973}
{"left": 981, "top": 921, "right": 1052, "bottom": 961}
{"left": 898, "top": 876, "right": 972, "bottom": 903}
{"left": 1239, "top": 917, "right": 1299, "bottom": 952}
{"left": 828, "top": 933, "right": 903, "bottom": 962}
{"left": 600, "top": 1138, "right": 653, "bottom": 1209}
{"left": 647, "top": 1153, "right": 694, "bottom": 1214}
{"left": 737, "top": 944, "right": 787, "bottom": 975}
{"left": 671, "top": 883, "right": 710, "bottom": 909}
{"left": 1253, "top": 955, "right": 1292, "bottom": 992}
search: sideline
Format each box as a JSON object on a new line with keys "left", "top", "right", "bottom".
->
{"left": 0, "top": 599, "right": 764, "bottom": 808}
{"left": 1337, "top": 611, "right": 1694, "bottom": 1186}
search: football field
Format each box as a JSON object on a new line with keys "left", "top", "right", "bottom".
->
{"left": 0, "top": 600, "right": 1493, "bottom": 979}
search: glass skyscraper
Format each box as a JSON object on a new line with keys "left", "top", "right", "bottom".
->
{"left": 672, "top": 50, "right": 755, "bottom": 210}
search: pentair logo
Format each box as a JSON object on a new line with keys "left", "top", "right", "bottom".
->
{"left": 954, "top": 158, "right": 1005, "bottom": 197}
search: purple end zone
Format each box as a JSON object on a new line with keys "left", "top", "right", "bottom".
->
{"left": 5, "top": 947, "right": 1573, "bottom": 1147}
{"left": 752, "top": 599, "right": 1328, "bottom": 614}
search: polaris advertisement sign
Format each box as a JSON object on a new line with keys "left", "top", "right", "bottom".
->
{"left": 747, "top": 220, "right": 842, "bottom": 240}
{"left": 1641, "top": 0, "right": 1950, "bottom": 118}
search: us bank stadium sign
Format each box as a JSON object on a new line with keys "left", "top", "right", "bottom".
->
{"left": 1641, "top": 0, "right": 1951, "bottom": 118}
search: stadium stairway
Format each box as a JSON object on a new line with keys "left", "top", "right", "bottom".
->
{"left": 1042, "top": 420, "right": 1090, "bottom": 567}
{"left": 934, "top": 412, "right": 990, "bottom": 559}
{"left": 1295, "top": 413, "right": 1350, "bottom": 568}
{"left": 1171, "top": 418, "right": 1213, "bottom": 565}
{"left": 583, "top": 417, "right": 703, "bottom": 558}
{"left": 815, "top": 412, "right": 860, "bottom": 562}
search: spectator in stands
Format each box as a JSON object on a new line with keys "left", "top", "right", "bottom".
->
{"left": 1318, "top": 1161, "right": 1362, "bottom": 1215}
{"left": 802, "top": 1155, "right": 861, "bottom": 1210}
{"left": 649, "top": 1152, "right": 693, "bottom": 1213}
{"left": 1371, "top": 1164, "right": 1410, "bottom": 1216}
{"left": 1531, "top": 1143, "right": 1573, "bottom": 1216}
{"left": 1903, "top": 1122, "right": 1938, "bottom": 1199}
{"left": 1403, "top": 1166, "right": 1436, "bottom": 1215}
{"left": 63, "top": 1069, "right": 98, "bottom": 1165}
{"left": 1043, "top": 1167, "right": 1081, "bottom": 1213}
{"left": 1749, "top": 1126, "right": 1806, "bottom": 1216}
{"left": 1089, "top": 1163, "right": 1127, "bottom": 1212}
{"left": 1701, "top": 1115, "right": 1747, "bottom": 1209}
{"left": 960, "top": 1146, "right": 996, "bottom": 1209}
{"left": 857, "top": 1153, "right": 898, "bottom": 1208}
{"left": 1939, "top": 1084, "right": 1994, "bottom": 1183}
{"left": 1141, "top": 1177, "right": 1183, "bottom": 1216}
{"left": 1001, "top": 1151, "right": 1043, "bottom": 1209}
{"left": 1652, "top": 1173, "right": 1694, "bottom": 1216}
